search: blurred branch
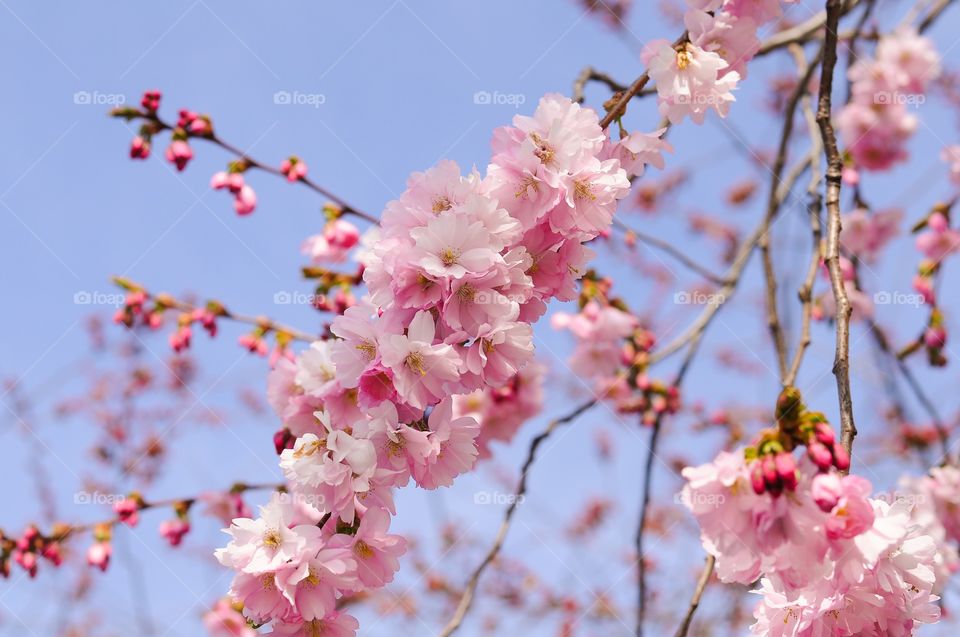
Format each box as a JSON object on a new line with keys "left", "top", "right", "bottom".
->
{"left": 437, "top": 397, "right": 599, "bottom": 637}
{"left": 612, "top": 218, "right": 731, "bottom": 286}
{"left": 112, "top": 276, "right": 316, "bottom": 343}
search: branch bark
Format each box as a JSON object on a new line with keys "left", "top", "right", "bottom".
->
{"left": 815, "top": 0, "right": 857, "bottom": 458}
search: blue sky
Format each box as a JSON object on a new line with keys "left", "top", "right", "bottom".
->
{"left": 2, "top": 1, "right": 960, "bottom": 635}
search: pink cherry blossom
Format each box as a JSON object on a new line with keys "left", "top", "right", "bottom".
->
{"left": 379, "top": 310, "right": 462, "bottom": 409}
{"left": 644, "top": 39, "right": 740, "bottom": 124}
{"left": 302, "top": 219, "right": 360, "bottom": 263}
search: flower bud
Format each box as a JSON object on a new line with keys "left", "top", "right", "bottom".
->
{"left": 750, "top": 461, "right": 766, "bottom": 495}
{"left": 807, "top": 442, "right": 833, "bottom": 471}
{"left": 813, "top": 422, "right": 835, "bottom": 446}
{"left": 832, "top": 443, "right": 851, "bottom": 471}
{"left": 774, "top": 452, "right": 798, "bottom": 491}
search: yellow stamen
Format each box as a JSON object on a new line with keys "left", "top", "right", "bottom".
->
{"left": 263, "top": 529, "right": 282, "bottom": 549}
{"left": 432, "top": 195, "right": 453, "bottom": 213}
{"left": 354, "top": 540, "right": 374, "bottom": 559}
{"left": 530, "top": 132, "right": 555, "bottom": 165}
{"left": 457, "top": 283, "right": 476, "bottom": 302}
{"left": 356, "top": 340, "right": 376, "bottom": 361}
{"left": 440, "top": 247, "right": 461, "bottom": 267}
{"left": 406, "top": 351, "right": 427, "bottom": 376}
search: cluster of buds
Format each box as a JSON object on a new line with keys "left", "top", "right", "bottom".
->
{"left": 2, "top": 526, "right": 65, "bottom": 578}
{"left": 159, "top": 500, "right": 192, "bottom": 547}
{"left": 141, "top": 89, "right": 161, "bottom": 113}
{"left": 169, "top": 307, "right": 219, "bottom": 353}
{"left": 301, "top": 263, "right": 362, "bottom": 315}
{"left": 745, "top": 388, "right": 849, "bottom": 497}
{"left": 300, "top": 204, "right": 362, "bottom": 265}
{"left": 112, "top": 280, "right": 224, "bottom": 354}
{"left": 623, "top": 371, "right": 681, "bottom": 425}
{"left": 280, "top": 155, "right": 308, "bottom": 182}
{"left": 211, "top": 161, "right": 257, "bottom": 216}
{"left": 176, "top": 109, "right": 212, "bottom": 137}
{"left": 114, "top": 90, "right": 265, "bottom": 216}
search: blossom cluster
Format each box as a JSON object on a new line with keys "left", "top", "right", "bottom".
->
{"left": 642, "top": 0, "right": 801, "bottom": 124}
{"left": 552, "top": 287, "right": 679, "bottom": 423}
{"left": 219, "top": 93, "right": 672, "bottom": 635}
{"left": 837, "top": 28, "right": 940, "bottom": 173}
{"left": 681, "top": 390, "right": 947, "bottom": 634}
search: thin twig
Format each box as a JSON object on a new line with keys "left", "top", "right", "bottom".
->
{"left": 437, "top": 398, "right": 599, "bottom": 637}
{"left": 672, "top": 555, "right": 716, "bottom": 637}
{"left": 867, "top": 320, "right": 951, "bottom": 462}
{"left": 598, "top": 33, "right": 688, "bottom": 129}
{"left": 758, "top": 45, "right": 824, "bottom": 382}
{"left": 785, "top": 58, "right": 825, "bottom": 387}
{"left": 130, "top": 110, "right": 379, "bottom": 224}
{"left": 635, "top": 331, "right": 705, "bottom": 636}
{"left": 613, "top": 218, "right": 730, "bottom": 286}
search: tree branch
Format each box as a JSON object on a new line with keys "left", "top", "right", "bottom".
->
{"left": 815, "top": 0, "right": 857, "bottom": 459}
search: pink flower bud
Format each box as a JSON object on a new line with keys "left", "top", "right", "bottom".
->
{"left": 15, "top": 551, "right": 37, "bottom": 578}
{"left": 41, "top": 542, "right": 62, "bottom": 567}
{"left": 210, "top": 171, "right": 230, "bottom": 190}
{"left": 233, "top": 184, "right": 257, "bottom": 216}
{"left": 832, "top": 443, "right": 851, "bottom": 471}
{"left": 811, "top": 473, "right": 840, "bottom": 512}
{"left": 164, "top": 140, "right": 193, "bottom": 172}
{"left": 140, "top": 90, "right": 161, "bottom": 112}
{"left": 841, "top": 165, "right": 860, "bottom": 186}
{"left": 813, "top": 422, "right": 835, "bottom": 446}
{"left": 130, "top": 136, "right": 150, "bottom": 159}
{"left": 114, "top": 498, "right": 140, "bottom": 527}
{"left": 774, "top": 452, "right": 798, "bottom": 491}
{"left": 87, "top": 542, "right": 111, "bottom": 572}
{"left": 280, "top": 157, "right": 308, "bottom": 182}
{"left": 924, "top": 326, "right": 947, "bottom": 349}
{"left": 159, "top": 519, "right": 191, "bottom": 547}
{"left": 762, "top": 455, "right": 782, "bottom": 496}
{"left": 273, "top": 428, "right": 294, "bottom": 455}
{"left": 750, "top": 461, "right": 765, "bottom": 495}
{"left": 807, "top": 442, "right": 833, "bottom": 471}
{"left": 929, "top": 212, "right": 949, "bottom": 232}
